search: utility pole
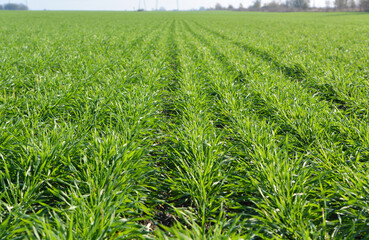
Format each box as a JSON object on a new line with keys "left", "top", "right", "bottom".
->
{"left": 177, "top": 0, "right": 179, "bottom": 10}
{"left": 138, "top": 0, "right": 146, "bottom": 10}
{"left": 156, "top": 0, "right": 158, "bottom": 10}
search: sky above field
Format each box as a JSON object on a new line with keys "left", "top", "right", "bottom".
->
{"left": 5, "top": 0, "right": 327, "bottom": 11}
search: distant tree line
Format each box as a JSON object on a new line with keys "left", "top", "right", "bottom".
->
{"left": 0, "top": 3, "right": 28, "bottom": 10}
{"left": 209, "top": 0, "right": 369, "bottom": 12}
{"left": 332, "top": 0, "right": 369, "bottom": 10}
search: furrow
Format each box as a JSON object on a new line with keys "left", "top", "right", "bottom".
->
{"left": 153, "top": 19, "right": 234, "bottom": 234}
{"left": 184, "top": 20, "right": 369, "bottom": 166}
{"left": 0, "top": 19, "right": 171, "bottom": 239}
{"left": 191, "top": 20, "right": 369, "bottom": 120}
{"left": 183, "top": 18, "right": 369, "bottom": 237}
{"left": 182, "top": 19, "right": 324, "bottom": 238}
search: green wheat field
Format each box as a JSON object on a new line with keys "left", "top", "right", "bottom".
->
{"left": 1, "top": 11, "right": 369, "bottom": 239}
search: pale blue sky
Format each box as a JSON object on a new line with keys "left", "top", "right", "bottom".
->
{"left": 4, "top": 0, "right": 328, "bottom": 11}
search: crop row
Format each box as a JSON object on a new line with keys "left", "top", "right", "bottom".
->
{"left": 1, "top": 12, "right": 369, "bottom": 239}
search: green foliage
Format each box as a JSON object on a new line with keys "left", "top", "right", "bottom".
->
{"left": 2, "top": 3, "right": 28, "bottom": 11}
{"left": 1, "top": 11, "right": 369, "bottom": 238}
{"left": 287, "top": 0, "right": 310, "bottom": 9}
{"left": 361, "top": 0, "right": 369, "bottom": 11}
